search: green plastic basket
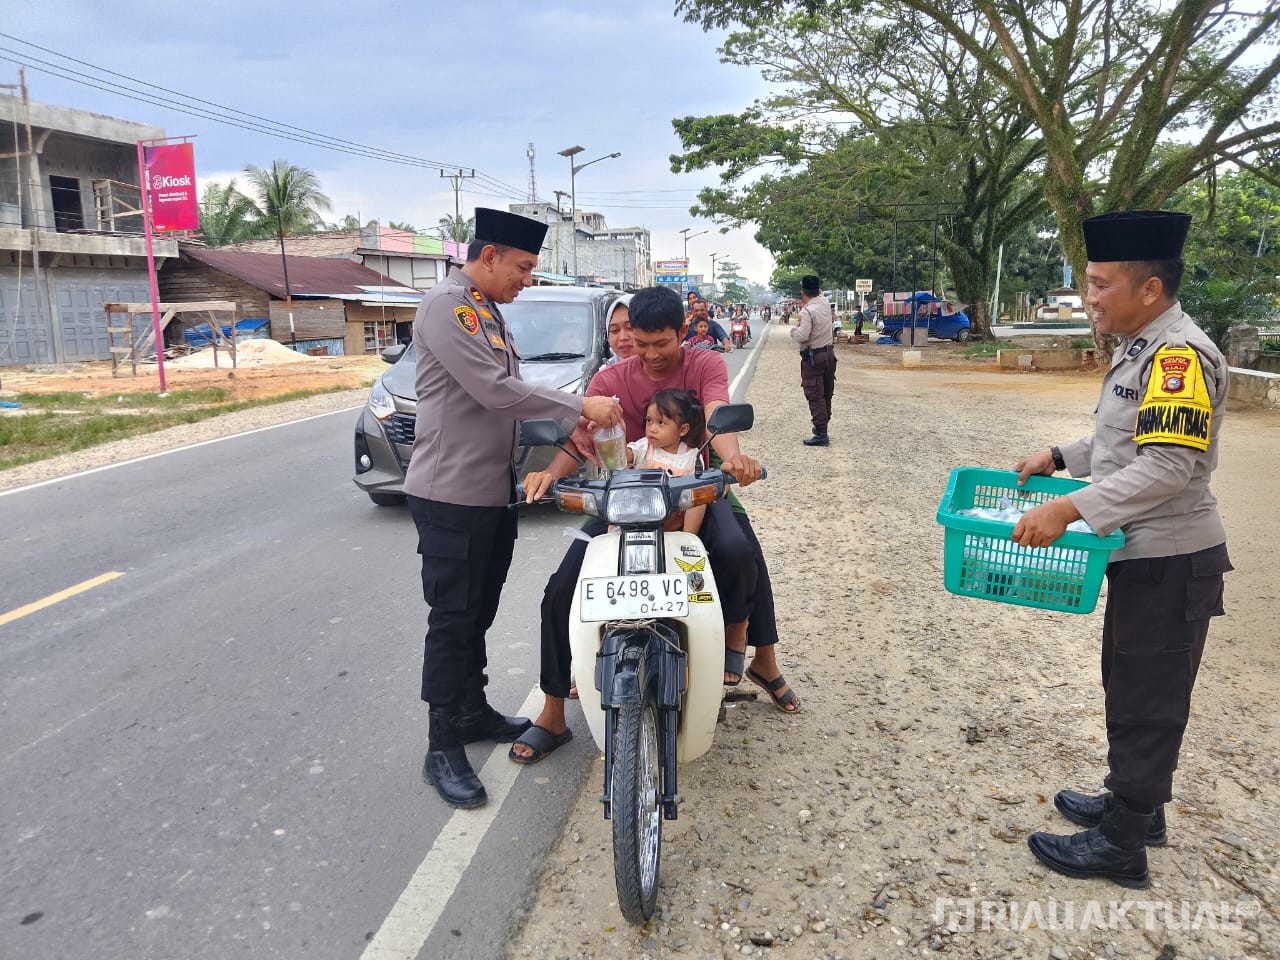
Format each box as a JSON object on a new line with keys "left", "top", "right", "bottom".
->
{"left": 936, "top": 467, "right": 1125, "bottom": 614}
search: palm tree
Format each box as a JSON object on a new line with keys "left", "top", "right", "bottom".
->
{"left": 198, "top": 178, "right": 265, "bottom": 246}
{"left": 438, "top": 214, "right": 475, "bottom": 243}
{"left": 243, "top": 160, "right": 333, "bottom": 236}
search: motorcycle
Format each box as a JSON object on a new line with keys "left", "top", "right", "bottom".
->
{"left": 520, "top": 404, "right": 763, "bottom": 923}
{"left": 730, "top": 316, "right": 749, "bottom": 348}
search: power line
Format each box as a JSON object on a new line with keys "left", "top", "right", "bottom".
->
{"left": 0, "top": 34, "right": 528, "bottom": 200}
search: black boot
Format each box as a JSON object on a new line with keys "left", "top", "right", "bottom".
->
{"left": 803, "top": 426, "right": 829, "bottom": 447}
{"left": 1027, "top": 796, "right": 1152, "bottom": 889}
{"left": 1054, "top": 789, "right": 1167, "bottom": 845}
{"left": 423, "top": 707, "right": 487, "bottom": 809}
{"left": 454, "top": 700, "right": 532, "bottom": 744}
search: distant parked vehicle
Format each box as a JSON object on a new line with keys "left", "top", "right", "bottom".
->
{"left": 879, "top": 292, "right": 972, "bottom": 343}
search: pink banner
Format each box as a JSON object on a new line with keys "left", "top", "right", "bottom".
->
{"left": 144, "top": 143, "right": 198, "bottom": 233}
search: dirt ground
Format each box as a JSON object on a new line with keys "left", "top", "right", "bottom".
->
{"left": 0, "top": 348, "right": 385, "bottom": 402}
{"left": 506, "top": 328, "right": 1280, "bottom": 960}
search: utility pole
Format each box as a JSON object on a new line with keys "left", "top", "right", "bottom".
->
{"left": 439, "top": 168, "right": 475, "bottom": 242}
{"left": 553, "top": 189, "right": 570, "bottom": 276}
{"left": 17, "top": 69, "right": 47, "bottom": 365}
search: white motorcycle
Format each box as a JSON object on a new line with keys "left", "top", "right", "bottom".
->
{"left": 520, "top": 404, "right": 763, "bottom": 923}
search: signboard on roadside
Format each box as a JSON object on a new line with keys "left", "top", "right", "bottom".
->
{"left": 654, "top": 259, "right": 689, "bottom": 275}
{"left": 143, "top": 142, "right": 199, "bottom": 232}
{"left": 855, "top": 278, "right": 873, "bottom": 293}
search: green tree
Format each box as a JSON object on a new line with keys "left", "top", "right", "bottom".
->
{"left": 439, "top": 214, "right": 475, "bottom": 243}
{"left": 722, "top": 280, "right": 751, "bottom": 303}
{"left": 670, "top": 7, "right": 1047, "bottom": 337}
{"left": 197, "top": 178, "right": 264, "bottom": 246}
{"left": 679, "top": 0, "right": 1280, "bottom": 354}
{"left": 387, "top": 220, "right": 418, "bottom": 232}
{"left": 1178, "top": 272, "right": 1274, "bottom": 350}
{"left": 243, "top": 160, "right": 333, "bottom": 236}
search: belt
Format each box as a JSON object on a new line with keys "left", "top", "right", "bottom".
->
{"left": 800, "top": 345, "right": 832, "bottom": 358}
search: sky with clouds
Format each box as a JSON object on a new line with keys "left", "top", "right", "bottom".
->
{"left": 2, "top": 1, "right": 781, "bottom": 284}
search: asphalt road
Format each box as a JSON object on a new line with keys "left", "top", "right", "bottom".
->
{"left": 0, "top": 337, "right": 765, "bottom": 960}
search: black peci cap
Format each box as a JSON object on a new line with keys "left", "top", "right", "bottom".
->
{"left": 474, "top": 208, "right": 548, "bottom": 255}
{"left": 1082, "top": 211, "right": 1192, "bottom": 262}
{"left": 801, "top": 275, "right": 821, "bottom": 294}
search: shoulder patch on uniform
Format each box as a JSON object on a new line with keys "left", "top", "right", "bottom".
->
{"left": 1134, "top": 345, "right": 1212, "bottom": 450}
{"left": 454, "top": 305, "right": 480, "bottom": 335}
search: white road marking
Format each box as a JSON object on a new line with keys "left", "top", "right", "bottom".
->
{"left": 729, "top": 324, "right": 771, "bottom": 400}
{"left": 2, "top": 691, "right": 124, "bottom": 764}
{"left": 0, "top": 405, "right": 363, "bottom": 498}
{"left": 360, "top": 685, "right": 544, "bottom": 960}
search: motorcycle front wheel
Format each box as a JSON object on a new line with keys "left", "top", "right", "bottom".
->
{"left": 611, "top": 691, "right": 663, "bottom": 923}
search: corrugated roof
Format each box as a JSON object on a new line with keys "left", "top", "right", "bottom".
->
{"left": 180, "top": 246, "right": 418, "bottom": 298}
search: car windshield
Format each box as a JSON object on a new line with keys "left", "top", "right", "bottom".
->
{"left": 502, "top": 300, "right": 594, "bottom": 360}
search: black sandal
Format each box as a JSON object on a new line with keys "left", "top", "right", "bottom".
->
{"left": 746, "top": 667, "right": 800, "bottom": 713}
{"left": 724, "top": 646, "right": 746, "bottom": 686}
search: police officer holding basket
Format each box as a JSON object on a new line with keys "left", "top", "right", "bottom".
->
{"left": 1012, "top": 210, "right": 1232, "bottom": 888}
{"left": 404, "top": 208, "right": 622, "bottom": 809}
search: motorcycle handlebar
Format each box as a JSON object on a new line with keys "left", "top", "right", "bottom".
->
{"left": 720, "top": 466, "right": 767, "bottom": 486}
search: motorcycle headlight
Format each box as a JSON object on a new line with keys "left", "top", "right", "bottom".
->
{"left": 605, "top": 488, "right": 668, "bottom": 525}
{"left": 368, "top": 379, "right": 396, "bottom": 421}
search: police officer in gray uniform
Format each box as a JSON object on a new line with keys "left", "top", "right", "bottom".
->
{"left": 1012, "top": 210, "right": 1232, "bottom": 888}
{"left": 791, "top": 275, "right": 836, "bottom": 446}
{"left": 405, "top": 208, "right": 622, "bottom": 809}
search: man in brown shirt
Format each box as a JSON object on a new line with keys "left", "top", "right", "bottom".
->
{"left": 405, "top": 208, "right": 621, "bottom": 809}
{"left": 790, "top": 275, "right": 836, "bottom": 446}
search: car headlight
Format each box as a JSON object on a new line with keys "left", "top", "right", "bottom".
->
{"left": 368, "top": 379, "right": 396, "bottom": 420}
{"left": 605, "top": 488, "right": 668, "bottom": 525}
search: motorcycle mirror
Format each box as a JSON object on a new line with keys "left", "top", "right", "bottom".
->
{"left": 706, "top": 402, "right": 754, "bottom": 436}
{"left": 520, "top": 418, "right": 570, "bottom": 447}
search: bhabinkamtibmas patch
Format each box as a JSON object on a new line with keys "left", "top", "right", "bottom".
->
{"left": 1134, "top": 345, "right": 1211, "bottom": 450}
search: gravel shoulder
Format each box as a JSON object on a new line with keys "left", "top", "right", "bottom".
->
{"left": 506, "top": 327, "right": 1279, "bottom": 960}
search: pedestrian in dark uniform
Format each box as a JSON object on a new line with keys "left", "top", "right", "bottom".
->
{"left": 404, "top": 207, "right": 622, "bottom": 809}
{"left": 1012, "top": 210, "right": 1232, "bottom": 888}
{"left": 790, "top": 275, "right": 836, "bottom": 446}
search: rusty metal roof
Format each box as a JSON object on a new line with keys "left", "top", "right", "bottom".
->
{"left": 179, "top": 246, "right": 419, "bottom": 298}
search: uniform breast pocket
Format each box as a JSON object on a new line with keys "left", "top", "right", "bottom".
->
{"left": 418, "top": 526, "right": 471, "bottom": 611}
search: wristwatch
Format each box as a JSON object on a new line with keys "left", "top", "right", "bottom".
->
{"left": 1050, "top": 446, "right": 1066, "bottom": 472}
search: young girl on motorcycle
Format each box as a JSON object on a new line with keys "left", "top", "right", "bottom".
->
{"left": 626, "top": 388, "right": 707, "bottom": 534}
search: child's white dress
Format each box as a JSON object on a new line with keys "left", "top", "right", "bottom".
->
{"left": 627, "top": 438, "right": 698, "bottom": 475}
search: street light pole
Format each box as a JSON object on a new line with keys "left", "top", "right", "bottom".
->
{"left": 680, "top": 227, "right": 708, "bottom": 261}
{"left": 710, "top": 252, "right": 721, "bottom": 298}
{"left": 559, "top": 145, "right": 621, "bottom": 282}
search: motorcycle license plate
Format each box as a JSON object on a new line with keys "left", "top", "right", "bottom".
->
{"left": 579, "top": 575, "right": 687, "bottom": 621}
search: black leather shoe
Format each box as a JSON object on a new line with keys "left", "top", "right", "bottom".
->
{"left": 453, "top": 704, "right": 532, "bottom": 744}
{"left": 803, "top": 433, "right": 830, "bottom": 447}
{"left": 1027, "top": 825, "right": 1151, "bottom": 889}
{"left": 423, "top": 746, "right": 487, "bottom": 809}
{"left": 1055, "top": 790, "right": 1167, "bottom": 845}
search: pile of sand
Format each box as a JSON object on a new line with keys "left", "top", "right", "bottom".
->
{"left": 167, "top": 338, "right": 314, "bottom": 368}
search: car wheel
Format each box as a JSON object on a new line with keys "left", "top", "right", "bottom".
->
{"left": 955, "top": 328, "right": 972, "bottom": 343}
{"left": 368, "top": 492, "right": 406, "bottom": 506}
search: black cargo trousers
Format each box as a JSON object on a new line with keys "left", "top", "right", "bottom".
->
{"left": 1101, "top": 542, "right": 1232, "bottom": 807}
{"left": 800, "top": 347, "right": 836, "bottom": 430}
{"left": 409, "top": 495, "right": 518, "bottom": 707}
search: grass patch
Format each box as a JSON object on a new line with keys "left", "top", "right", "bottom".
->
{"left": 1069, "top": 336, "right": 1096, "bottom": 350}
{"left": 0, "top": 386, "right": 350, "bottom": 471}
{"left": 957, "top": 342, "right": 1004, "bottom": 358}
